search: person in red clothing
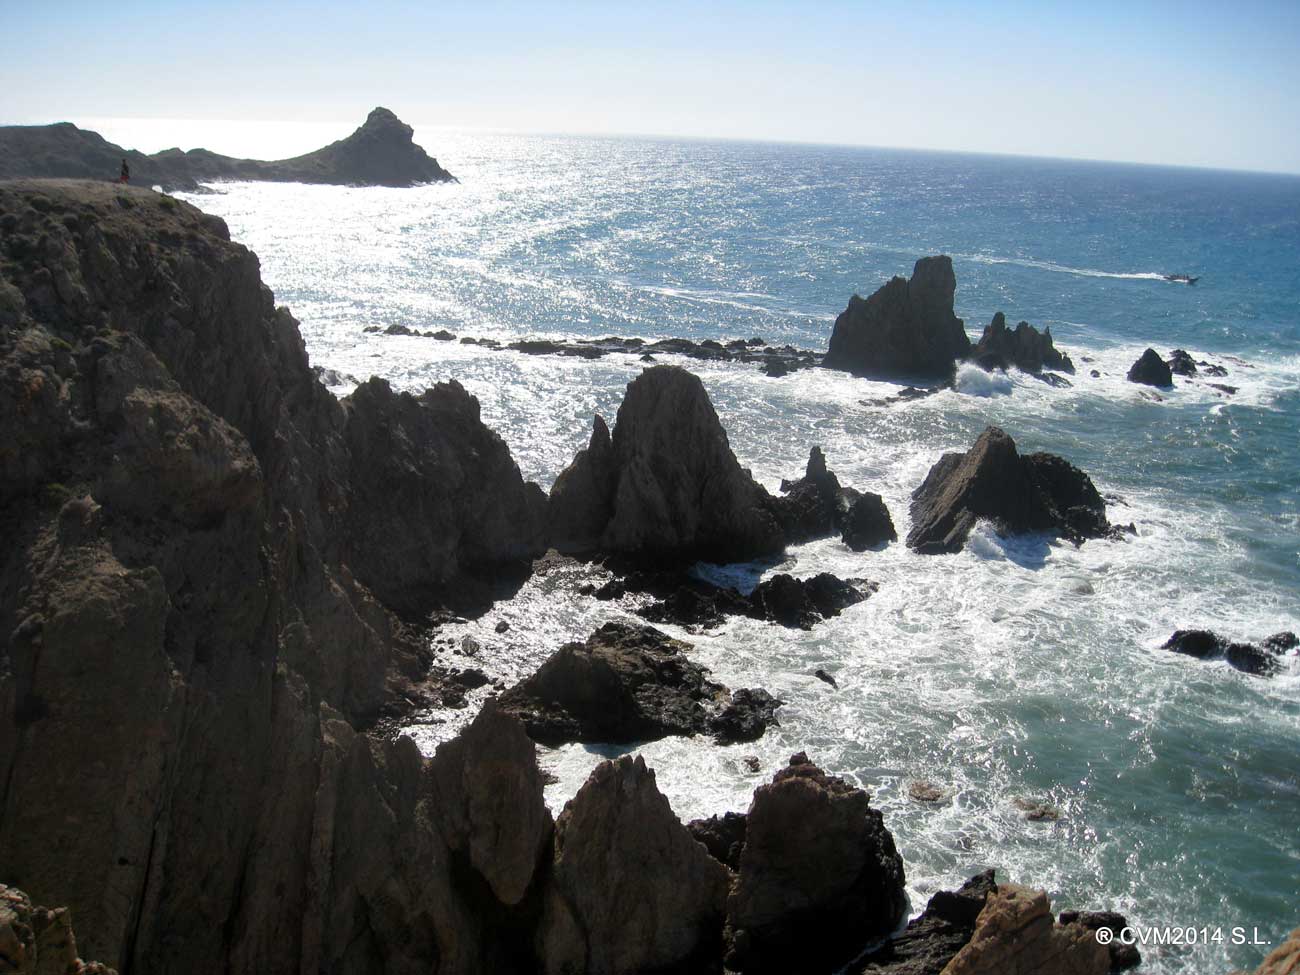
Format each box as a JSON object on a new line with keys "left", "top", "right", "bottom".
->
{"left": 119, "top": 158, "right": 130, "bottom": 183}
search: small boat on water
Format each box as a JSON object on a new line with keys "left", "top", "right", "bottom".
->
{"left": 1163, "top": 273, "right": 1199, "bottom": 285}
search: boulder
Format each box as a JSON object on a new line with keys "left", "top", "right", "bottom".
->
{"left": 907, "top": 427, "right": 1112, "bottom": 554}
{"left": 840, "top": 489, "right": 899, "bottom": 550}
{"left": 824, "top": 256, "right": 972, "bottom": 379}
{"left": 547, "top": 366, "right": 786, "bottom": 563}
{"left": 1058, "top": 910, "right": 1141, "bottom": 971}
{"left": 940, "top": 884, "right": 1109, "bottom": 975}
{"left": 496, "top": 621, "right": 780, "bottom": 745}
{"left": 774, "top": 446, "right": 896, "bottom": 549}
{"left": 724, "top": 752, "right": 907, "bottom": 973}
{"left": 0, "top": 885, "right": 117, "bottom": 974}
{"left": 539, "top": 756, "right": 730, "bottom": 975}
{"left": 1167, "top": 349, "right": 1198, "bottom": 376}
{"left": 1127, "top": 348, "right": 1174, "bottom": 387}
{"left": 970, "top": 312, "right": 1075, "bottom": 374}
{"left": 858, "top": 870, "right": 996, "bottom": 974}
{"left": 1162, "top": 629, "right": 1291, "bottom": 677}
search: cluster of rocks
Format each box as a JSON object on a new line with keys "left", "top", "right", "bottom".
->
{"left": 907, "top": 426, "right": 1125, "bottom": 554}
{"left": 1163, "top": 629, "right": 1297, "bottom": 677}
{"left": 496, "top": 621, "right": 782, "bottom": 745}
{"left": 0, "top": 885, "right": 115, "bottom": 974}
{"left": 971, "top": 311, "right": 1075, "bottom": 376}
{"left": 638, "top": 572, "right": 875, "bottom": 631}
{"left": 1127, "top": 347, "right": 1236, "bottom": 394}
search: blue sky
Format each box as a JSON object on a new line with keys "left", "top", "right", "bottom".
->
{"left": 4, "top": 0, "right": 1300, "bottom": 173}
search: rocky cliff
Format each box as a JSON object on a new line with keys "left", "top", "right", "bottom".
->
{"left": 0, "top": 108, "right": 454, "bottom": 191}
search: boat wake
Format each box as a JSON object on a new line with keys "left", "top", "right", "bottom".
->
{"left": 957, "top": 252, "right": 1170, "bottom": 282}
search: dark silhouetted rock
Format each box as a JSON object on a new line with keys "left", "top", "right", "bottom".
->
{"left": 548, "top": 366, "right": 786, "bottom": 563}
{"left": 907, "top": 427, "right": 1112, "bottom": 554}
{"left": 1058, "top": 910, "right": 1142, "bottom": 971}
{"left": 774, "top": 446, "right": 896, "bottom": 549}
{"left": 688, "top": 811, "right": 749, "bottom": 872}
{"left": 1263, "top": 631, "right": 1298, "bottom": 653}
{"left": 547, "top": 414, "right": 616, "bottom": 553}
{"left": 539, "top": 756, "right": 730, "bottom": 975}
{"left": 750, "top": 572, "right": 871, "bottom": 629}
{"left": 1127, "top": 348, "right": 1173, "bottom": 387}
{"left": 636, "top": 571, "right": 872, "bottom": 631}
{"left": 971, "top": 312, "right": 1075, "bottom": 374}
{"left": 1167, "top": 349, "right": 1198, "bottom": 376}
{"left": 725, "top": 752, "right": 907, "bottom": 974}
{"left": 858, "top": 870, "right": 996, "bottom": 974}
{"left": 497, "top": 621, "right": 779, "bottom": 746}
{"left": 824, "top": 256, "right": 972, "bottom": 379}
{"left": 1163, "top": 629, "right": 1223, "bottom": 658}
{"left": 1162, "top": 628, "right": 1288, "bottom": 677}
{"left": 814, "top": 668, "right": 839, "bottom": 689}
{"left": 841, "top": 489, "right": 898, "bottom": 550}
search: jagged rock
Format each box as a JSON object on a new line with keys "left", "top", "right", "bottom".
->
{"left": 1237, "top": 927, "right": 1300, "bottom": 975}
{"left": 0, "top": 885, "right": 117, "bottom": 974}
{"left": 0, "top": 107, "right": 454, "bottom": 190}
{"left": 710, "top": 688, "right": 783, "bottom": 745}
{"left": 941, "top": 884, "right": 1109, "bottom": 975}
{"left": 1263, "top": 631, "right": 1298, "bottom": 653}
{"left": 688, "top": 811, "right": 749, "bottom": 872}
{"left": 907, "top": 427, "right": 1112, "bottom": 554}
{"left": 1058, "top": 911, "right": 1141, "bottom": 971}
{"left": 539, "top": 756, "right": 729, "bottom": 975}
{"left": 496, "top": 621, "right": 779, "bottom": 746}
{"left": 857, "top": 870, "right": 996, "bottom": 974}
{"left": 1167, "top": 349, "right": 1198, "bottom": 376}
{"left": 547, "top": 414, "right": 615, "bottom": 552}
{"left": 1127, "top": 348, "right": 1174, "bottom": 387}
{"left": 971, "top": 312, "right": 1075, "bottom": 374}
{"left": 840, "top": 489, "right": 898, "bottom": 550}
{"left": 749, "top": 572, "right": 871, "bottom": 629}
{"left": 814, "top": 668, "right": 839, "bottom": 688}
{"left": 725, "top": 752, "right": 907, "bottom": 974}
{"left": 824, "top": 256, "right": 972, "bottom": 379}
{"left": 548, "top": 366, "right": 787, "bottom": 563}
{"left": 774, "top": 446, "right": 896, "bottom": 549}
{"left": 342, "top": 376, "right": 548, "bottom": 614}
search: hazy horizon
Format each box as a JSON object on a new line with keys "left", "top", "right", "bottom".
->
{"left": 5, "top": 0, "right": 1300, "bottom": 176}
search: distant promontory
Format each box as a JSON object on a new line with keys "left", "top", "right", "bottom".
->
{"left": 0, "top": 106, "right": 454, "bottom": 190}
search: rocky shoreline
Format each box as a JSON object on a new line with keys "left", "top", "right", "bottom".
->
{"left": 0, "top": 178, "right": 1291, "bottom": 974}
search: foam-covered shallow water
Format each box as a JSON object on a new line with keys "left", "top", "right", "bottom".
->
{"left": 174, "top": 131, "right": 1300, "bottom": 973}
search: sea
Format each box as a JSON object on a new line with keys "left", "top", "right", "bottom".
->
{"left": 95, "top": 118, "right": 1300, "bottom": 973}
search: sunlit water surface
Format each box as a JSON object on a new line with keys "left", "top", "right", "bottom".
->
{"left": 167, "top": 129, "right": 1300, "bottom": 974}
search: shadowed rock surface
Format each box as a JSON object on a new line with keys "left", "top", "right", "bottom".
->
{"left": 824, "top": 256, "right": 971, "bottom": 379}
{"left": 857, "top": 870, "right": 996, "bottom": 974}
{"left": 547, "top": 366, "right": 787, "bottom": 563}
{"left": 724, "top": 752, "right": 907, "bottom": 974}
{"left": 1236, "top": 927, "right": 1300, "bottom": 975}
{"left": 496, "top": 621, "right": 781, "bottom": 745}
{"left": 1127, "top": 348, "right": 1174, "bottom": 387}
{"left": 0, "top": 885, "right": 116, "bottom": 974}
{"left": 625, "top": 569, "right": 874, "bottom": 631}
{"left": 971, "top": 312, "right": 1075, "bottom": 374}
{"left": 776, "top": 446, "right": 897, "bottom": 550}
{"left": 907, "top": 427, "right": 1114, "bottom": 554}
{"left": 0, "top": 108, "right": 453, "bottom": 191}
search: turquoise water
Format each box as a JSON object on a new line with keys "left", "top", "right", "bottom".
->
{"left": 174, "top": 132, "right": 1300, "bottom": 973}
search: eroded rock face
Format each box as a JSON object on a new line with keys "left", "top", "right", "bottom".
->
{"left": 824, "top": 256, "right": 971, "bottom": 379}
{"left": 0, "top": 885, "right": 116, "bottom": 974}
{"left": 1127, "top": 348, "right": 1174, "bottom": 387}
{"left": 907, "top": 427, "right": 1112, "bottom": 554}
{"left": 941, "top": 884, "right": 1109, "bottom": 975}
{"left": 548, "top": 366, "right": 786, "bottom": 563}
{"left": 858, "top": 870, "right": 996, "bottom": 975}
{"left": 539, "top": 756, "right": 730, "bottom": 975}
{"left": 971, "top": 312, "right": 1075, "bottom": 374}
{"left": 775, "top": 446, "right": 897, "bottom": 550}
{"left": 1239, "top": 927, "right": 1300, "bottom": 975}
{"left": 725, "top": 753, "right": 907, "bottom": 974}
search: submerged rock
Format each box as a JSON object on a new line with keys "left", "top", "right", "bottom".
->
{"left": 907, "top": 427, "right": 1113, "bottom": 554}
{"left": 496, "top": 621, "right": 780, "bottom": 745}
{"left": 725, "top": 752, "right": 907, "bottom": 973}
{"left": 1127, "top": 348, "right": 1174, "bottom": 387}
{"left": 824, "top": 255, "right": 972, "bottom": 379}
{"left": 1162, "top": 628, "right": 1293, "bottom": 677}
{"left": 971, "top": 312, "right": 1075, "bottom": 374}
{"left": 547, "top": 366, "right": 786, "bottom": 563}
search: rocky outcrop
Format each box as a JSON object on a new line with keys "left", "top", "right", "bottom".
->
{"left": 1057, "top": 911, "right": 1142, "bottom": 971}
{"left": 496, "top": 621, "right": 781, "bottom": 745}
{"left": 1163, "top": 629, "right": 1296, "bottom": 677}
{"left": 1236, "top": 927, "right": 1300, "bottom": 975}
{"left": 0, "top": 885, "right": 116, "bottom": 974}
{"left": 547, "top": 366, "right": 786, "bottom": 563}
{"left": 724, "top": 752, "right": 907, "bottom": 974}
{"left": 776, "top": 446, "right": 897, "bottom": 550}
{"left": 824, "top": 256, "right": 972, "bottom": 379}
{"left": 940, "top": 884, "right": 1109, "bottom": 975}
{"left": 970, "top": 312, "right": 1075, "bottom": 374}
{"left": 907, "top": 427, "right": 1114, "bottom": 554}
{"left": 858, "top": 870, "right": 997, "bottom": 974}
{"left": 636, "top": 571, "right": 874, "bottom": 632}
{"left": 539, "top": 756, "right": 730, "bottom": 975}
{"left": 0, "top": 108, "right": 453, "bottom": 191}
{"left": 1127, "top": 348, "right": 1173, "bottom": 387}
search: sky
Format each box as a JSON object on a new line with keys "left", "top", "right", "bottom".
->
{"left": 4, "top": 0, "right": 1300, "bottom": 174}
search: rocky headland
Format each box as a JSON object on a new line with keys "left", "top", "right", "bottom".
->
{"left": 0, "top": 107, "right": 454, "bottom": 191}
{"left": 4, "top": 176, "right": 1271, "bottom": 973}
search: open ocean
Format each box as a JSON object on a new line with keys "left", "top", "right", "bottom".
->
{"left": 148, "top": 125, "right": 1300, "bottom": 973}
